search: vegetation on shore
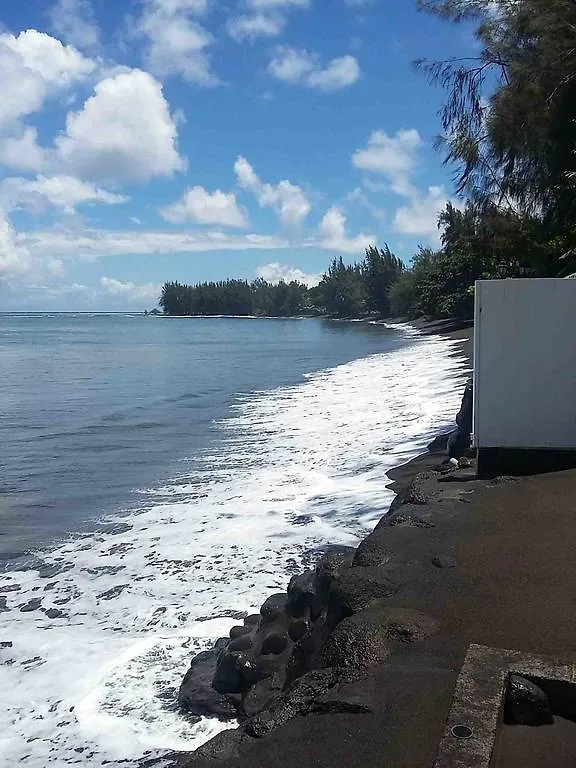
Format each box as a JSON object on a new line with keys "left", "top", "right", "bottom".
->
{"left": 161, "top": 0, "right": 576, "bottom": 321}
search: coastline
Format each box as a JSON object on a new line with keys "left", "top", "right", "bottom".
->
{"left": 175, "top": 316, "right": 576, "bottom": 768}
{"left": 175, "top": 321, "right": 476, "bottom": 767}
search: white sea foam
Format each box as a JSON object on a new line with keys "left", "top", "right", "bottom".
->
{"left": 0, "top": 329, "right": 469, "bottom": 766}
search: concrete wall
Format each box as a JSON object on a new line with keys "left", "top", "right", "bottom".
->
{"left": 473, "top": 279, "right": 576, "bottom": 450}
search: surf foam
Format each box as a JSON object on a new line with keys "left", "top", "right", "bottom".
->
{"left": 0, "top": 329, "right": 468, "bottom": 766}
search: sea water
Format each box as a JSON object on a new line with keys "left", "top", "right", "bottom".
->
{"left": 0, "top": 314, "right": 469, "bottom": 766}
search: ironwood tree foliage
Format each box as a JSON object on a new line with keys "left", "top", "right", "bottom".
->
{"left": 416, "top": 0, "right": 576, "bottom": 233}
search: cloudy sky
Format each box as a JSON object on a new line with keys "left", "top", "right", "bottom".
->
{"left": 0, "top": 0, "right": 472, "bottom": 311}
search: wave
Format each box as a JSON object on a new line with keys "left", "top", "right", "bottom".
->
{"left": 0, "top": 330, "right": 469, "bottom": 767}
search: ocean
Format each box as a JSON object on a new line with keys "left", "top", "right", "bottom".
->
{"left": 0, "top": 313, "right": 469, "bottom": 766}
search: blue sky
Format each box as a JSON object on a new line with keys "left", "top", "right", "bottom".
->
{"left": 0, "top": 0, "right": 472, "bottom": 310}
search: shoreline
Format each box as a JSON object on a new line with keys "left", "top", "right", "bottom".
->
{"left": 175, "top": 321, "right": 475, "bottom": 767}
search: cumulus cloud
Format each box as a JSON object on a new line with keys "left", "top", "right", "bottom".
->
{"left": 234, "top": 155, "right": 311, "bottom": 230}
{"left": 268, "top": 46, "right": 360, "bottom": 91}
{"left": 352, "top": 128, "right": 423, "bottom": 196}
{"left": 0, "top": 208, "right": 32, "bottom": 279}
{"left": 256, "top": 261, "right": 321, "bottom": 287}
{"left": 0, "top": 176, "right": 128, "bottom": 215}
{"left": 55, "top": 69, "right": 185, "bottom": 184}
{"left": 49, "top": 0, "right": 100, "bottom": 49}
{"left": 0, "top": 29, "right": 95, "bottom": 126}
{"left": 100, "top": 276, "right": 160, "bottom": 301}
{"left": 161, "top": 186, "right": 248, "bottom": 227}
{"left": 393, "top": 185, "right": 449, "bottom": 241}
{"left": 318, "top": 207, "right": 374, "bottom": 254}
{"left": 0, "top": 128, "right": 47, "bottom": 172}
{"left": 135, "top": 0, "right": 218, "bottom": 85}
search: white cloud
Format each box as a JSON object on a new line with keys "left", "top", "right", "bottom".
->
{"left": 0, "top": 128, "right": 46, "bottom": 172}
{"left": 345, "top": 187, "right": 385, "bottom": 220}
{"left": 0, "top": 30, "right": 95, "bottom": 126}
{"left": 268, "top": 46, "right": 361, "bottom": 91}
{"left": 307, "top": 56, "right": 361, "bottom": 91}
{"left": 100, "top": 276, "right": 160, "bottom": 301}
{"left": 136, "top": 0, "right": 218, "bottom": 85}
{"left": 227, "top": 13, "right": 285, "bottom": 41}
{"left": 19, "top": 227, "right": 290, "bottom": 260}
{"left": 161, "top": 186, "right": 248, "bottom": 227}
{"left": 0, "top": 176, "right": 128, "bottom": 215}
{"left": 234, "top": 155, "right": 311, "bottom": 230}
{"left": 352, "top": 128, "right": 423, "bottom": 195}
{"left": 256, "top": 261, "right": 321, "bottom": 287}
{"left": 228, "top": 0, "right": 309, "bottom": 41}
{"left": 0, "top": 208, "right": 32, "bottom": 279}
{"left": 393, "top": 185, "right": 449, "bottom": 241}
{"left": 49, "top": 0, "right": 100, "bottom": 49}
{"left": 55, "top": 69, "right": 185, "bottom": 184}
{"left": 318, "top": 207, "right": 374, "bottom": 253}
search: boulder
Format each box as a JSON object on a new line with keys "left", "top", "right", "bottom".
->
{"left": 212, "top": 649, "right": 251, "bottom": 695}
{"left": 286, "top": 571, "right": 320, "bottom": 620}
{"left": 228, "top": 634, "right": 253, "bottom": 652}
{"left": 261, "top": 631, "right": 288, "bottom": 656}
{"left": 230, "top": 625, "right": 251, "bottom": 640}
{"left": 353, "top": 531, "right": 392, "bottom": 568}
{"left": 244, "top": 614, "right": 261, "bottom": 627}
{"left": 328, "top": 566, "right": 398, "bottom": 624}
{"left": 314, "top": 548, "right": 356, "bottom": 603}
{"left": 179, "top": 728, "right": 248, "bottom": 765}
{"left": 241, "top": 674, "right": 284, "bottom": 718}
{"left": 321, "top": 606, "right": 439, "bottom": 669}
{"left": 178, "top": 649, "right": 239, "bottom": 720}
{"left": 260, "top": 594, "right": 288, "bottom": 623}
{"left": 246, "top": 667, "right": 361, "bottom": 738}
{"left": 288, "top": 618, "right": 311, "bottom": 642}
{"left": 505, "top": 675, "right": 554, "bottom": 726}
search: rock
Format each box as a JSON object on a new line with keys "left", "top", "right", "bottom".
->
{"left": 431, "top": 554, "right": 458, "bottom": 569}
{"left": 96, "top": 585, "right": 128, "bottom": 600}
{"left": 328, "top": 566, "right": 398, "bottom": 623}
{"left": 246, "top": 667, "right": 360, "bottom": 738}
{"left": 353, "top": 531, "right": 392, "bottom": 567}
{"left": 286, "top": 571, "right": 320, "bottom": 619}
{"left": 427, "top": 432, "right": 451, "bottom": 453}
{"left": 228, "top": 634, "right": 253, "bottom": 652}
{"left": 384, "top": 512, "right": 435, "bottom": 528}
{"left": 19, "top": 598, "right": 42, "bottom": 613}
{"left": 260, "top": 594, "right": 288, "bottom": 623}
{"left": 180, "top": 728, "right": 248, "bottom": 765}
{"left": 43, "top": 608, "right": 66, "bottom": 619}
{"left": 288, "top": 618, "right": 310, "bottom": 642}
{"left": 230, "top": 625, "right": 251, "bottom": 640}
{"left": 212, "top": 649, "right": 250, "bottom": 695}
{"left": 179, "top": 649, "right": 239, "bottom": 719}
{"left": 261, "top": 631, "right": 288, "bottom": 656}
{"left": 448, "top": 380, "right": 473, "bottom": 460}
{"left": 0, "top": 597, "right": 9, "bottom": 613}
{"left": 244, "top": 614, "right": 261, "bottom": 627}
{"left": 505, "top": 675, "right": 554, "bottom": 726}
{"left": 314, "top": 548, "right": 356, "bottom": 603}
{"left": 405, "top": 472, "right": 436, "bottom": 505}
{"left": 321, "top": 606, "right": 439, "bottom": 669}
{"left": 241, "top": 674, "right": 284, "bottom": 718}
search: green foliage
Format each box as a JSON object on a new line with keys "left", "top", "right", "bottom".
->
{"left": 159, "top": 278, "right": 311, "bottom": 317}
{"left": 417, "top": 0, "right": 576, "bottom": 232}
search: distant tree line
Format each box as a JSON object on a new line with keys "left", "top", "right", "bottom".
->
{"left": 160, "top": 1, "right": 576, "bottom": 322}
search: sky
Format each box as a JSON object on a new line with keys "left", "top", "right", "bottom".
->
{"left": 0, "top": 0, "right": 474, "bottom": 311}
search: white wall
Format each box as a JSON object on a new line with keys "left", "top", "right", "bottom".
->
{"left": 473, "top": 279, "right": 576, "bottom": 449}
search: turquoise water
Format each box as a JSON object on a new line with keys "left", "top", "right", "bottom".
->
{"left": 0, "top": 313, "right": 468, "bottom": 767}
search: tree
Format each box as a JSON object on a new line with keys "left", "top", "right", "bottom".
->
{"left": 417, "top": 0, "right": 576, "bottom": 251}
{"left": 362, "top": 245, "right": 404, "bottom": 315}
